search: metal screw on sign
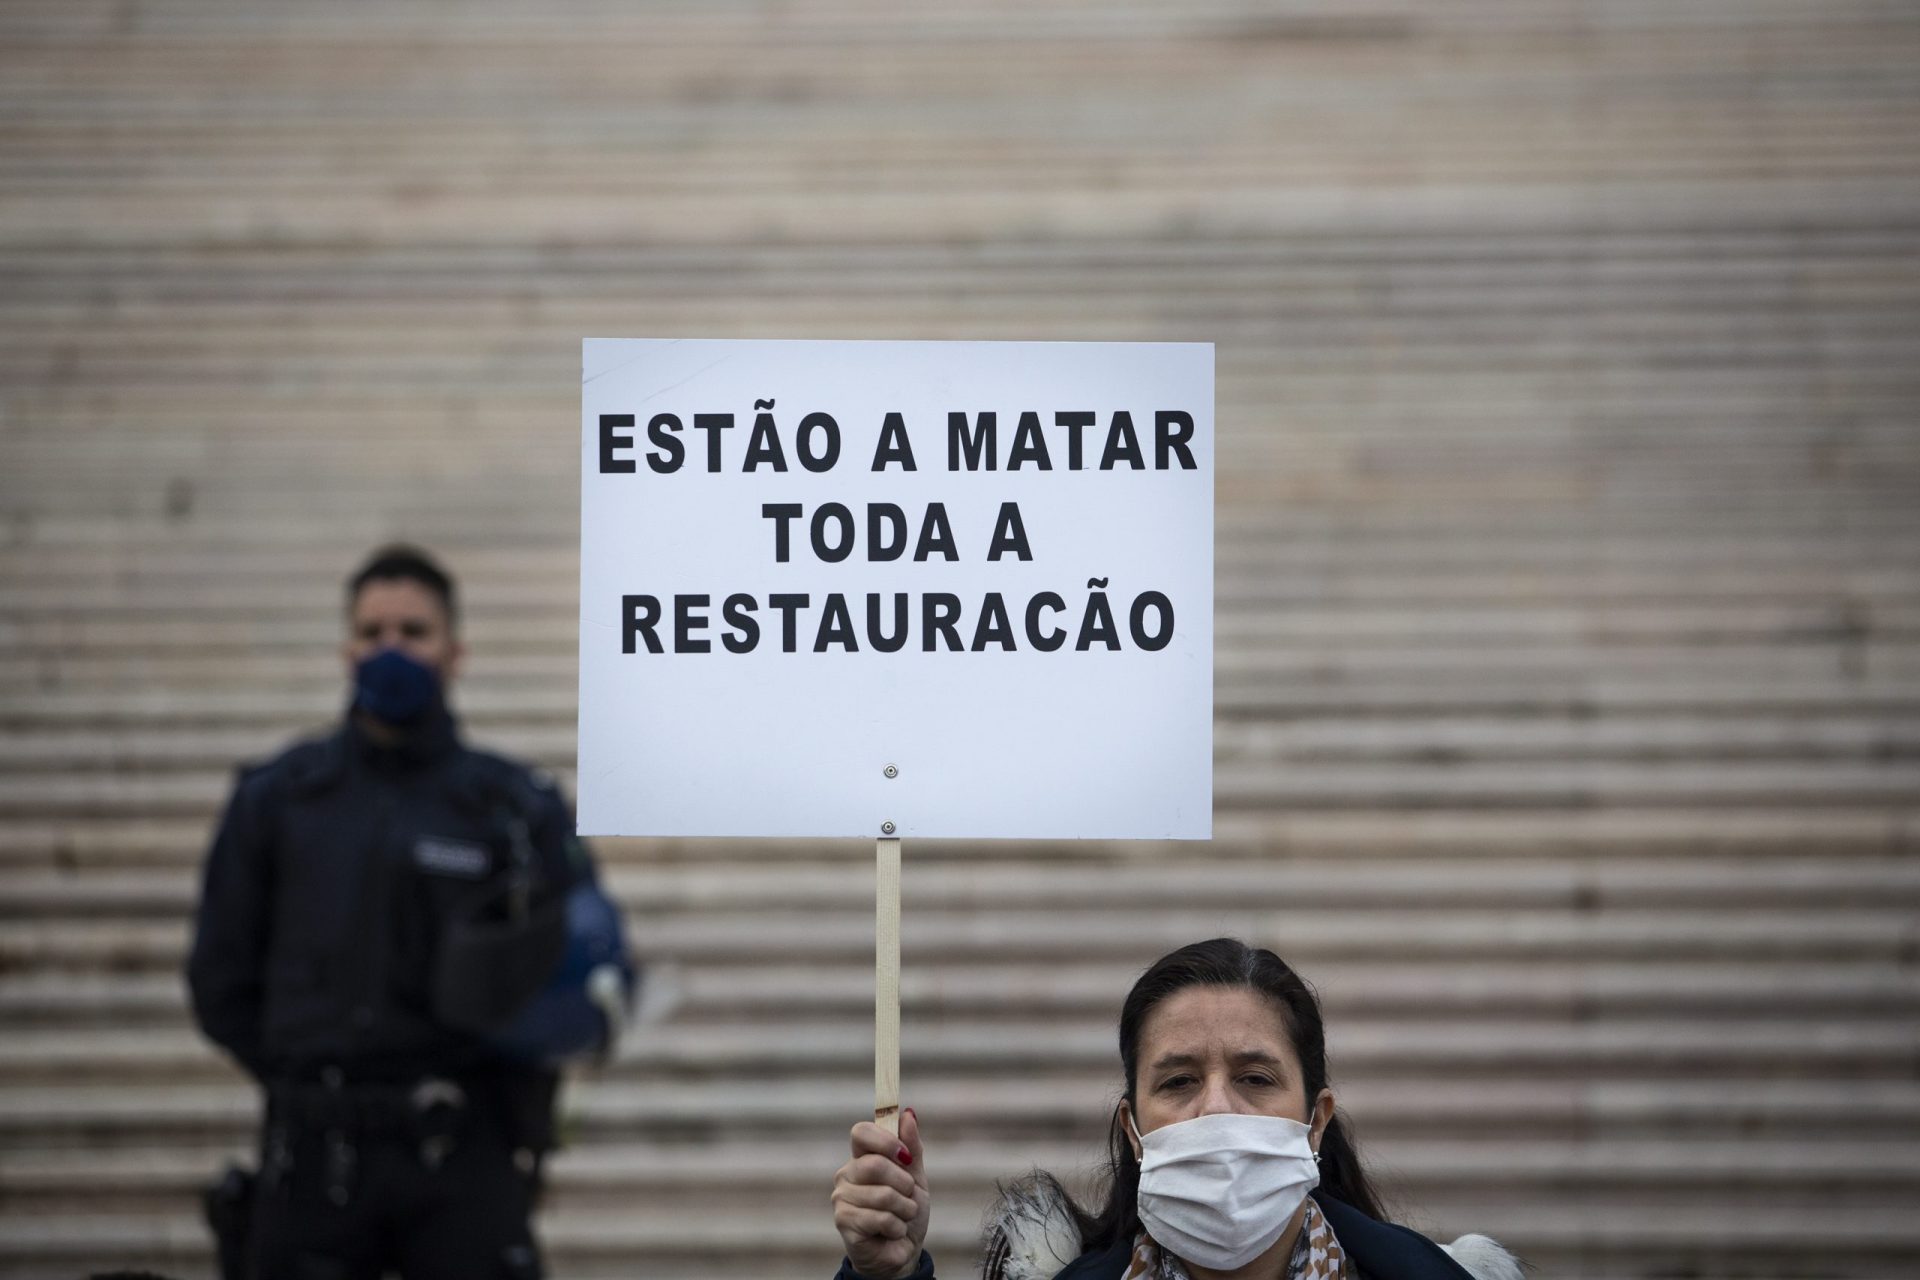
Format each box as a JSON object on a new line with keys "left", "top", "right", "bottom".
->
{"left": 884, "top": 764, "right": 899, "bottom": 779}
{"left": 881, "top": 820, "right": 896, "bottom": 835}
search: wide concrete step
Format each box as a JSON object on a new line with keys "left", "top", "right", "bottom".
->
{"left": 11, "top": 86, "right": 1898, "bottom": 152}
{"left": 15, "top": 342, "right": 1915, "bottom": 405}
{"left": 7, "top": 906, "right": 1916, "bottom": 976}
{"left": 0, "top": 214, "right": 1910, "bottom": 259}
{"left": 8, "top": 677, "right": 1916, "bottom": 738}
{"left": 10, "top": 1136, "right": 1919, "bottom": 1213}
{"left": 7, "top": 240, "right": 1907, "bottom": 301}
{"left": 10, "top": 165, "right": 1920, "bottom": 247}
{"left": 6, "top": 1077, "right": 1918, "bottom": 1147}
{"left": 8, "top": 160, "right": 1918, "bottom": 240}
{"left": 7, "top": 1016, "right": 1915, "bottom": 1086}
{"left": 4, "top": 807, "right": 1912, "bottom": 872}
{"left": 5, "top": 757, "right": 1919, "bottom": 819}
{"left": 0, "top": 220, "right": 1911, "bottom": 285}
{"left": 6, "top": 112, "right": 1911, "bottom": 188}
{"left": 11, "top": 313, "right": 1912, "bottom": 378}
{"left": 8, "top": 856, "right": 1918, "bottom": 920}
{"left": 12, "top": 959, "right": 1917, "bottom": 1028}
{"left": 8, "top": 365, "right": 1905, "bottom": 414}
{"left": 8, "top": 713, "right": 1920, "bottom": 774}
{"left": 6, "top": 326, "right": 1915, "bottom": 380}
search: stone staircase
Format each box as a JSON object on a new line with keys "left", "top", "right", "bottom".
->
{"left": 3, "top": 1, "right": 1919, "bottom": 1277}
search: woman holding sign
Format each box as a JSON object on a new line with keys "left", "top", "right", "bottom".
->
{"left": 830, "top": 938, "right": 1522, "bottom": 1280}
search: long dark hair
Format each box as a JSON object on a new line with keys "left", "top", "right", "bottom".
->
{"left": 1078, "top": 937, "right": 1387, "bottom": 1250}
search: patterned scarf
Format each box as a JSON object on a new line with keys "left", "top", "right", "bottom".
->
{"left": 1120, "top": 1196, "right": 1351, "bottom": 1280}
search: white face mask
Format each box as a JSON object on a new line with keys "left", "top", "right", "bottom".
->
{"left": 1131, "top": 1111, "right": 1321, "bottom": 1272}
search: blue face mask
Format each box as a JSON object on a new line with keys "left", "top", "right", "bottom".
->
{"left": 353, "top": 648, "right": 443, "bottom": 725}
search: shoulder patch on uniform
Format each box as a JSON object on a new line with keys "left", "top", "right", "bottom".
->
{"left": 413, "top": 836, "right": 492, "bottom": 879}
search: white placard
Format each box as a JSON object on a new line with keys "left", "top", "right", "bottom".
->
{"left": 578, "top": 339, "right": 1212, "bottom": 839}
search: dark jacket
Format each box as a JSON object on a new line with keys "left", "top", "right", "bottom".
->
{"left": 185, "top": 709, "right": 582, "bottom": 1085}
{"left": 837, "top": 1192, "right": 1482, "bottom": 1280}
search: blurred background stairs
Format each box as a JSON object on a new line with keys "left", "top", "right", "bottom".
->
{"left": 2, "top": 2, "right": 1918, "bottom": 1277}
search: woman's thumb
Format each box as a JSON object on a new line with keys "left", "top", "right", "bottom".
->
{"left": 900, "top": 1105, "right": 925, "bottom": 1175}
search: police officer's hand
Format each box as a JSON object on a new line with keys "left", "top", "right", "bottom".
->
{"left": 832, "top": 1108, "right": 928, "bottom": 1279}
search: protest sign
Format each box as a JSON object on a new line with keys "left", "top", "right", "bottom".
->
{"left": 578, "top": 338, "right": 1212, "bottom": 840}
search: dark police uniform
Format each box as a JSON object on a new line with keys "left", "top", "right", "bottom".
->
{"left": 188, "top": 707, "right": 583, "bottom": 1280}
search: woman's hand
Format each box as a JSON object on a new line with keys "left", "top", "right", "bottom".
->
{"left": 832, "top": 1108, "right": 929, "bottom": 1279}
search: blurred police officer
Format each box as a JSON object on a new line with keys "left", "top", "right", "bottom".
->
{"left": 188, "top": 546, "right": 590, "bottom": 1280}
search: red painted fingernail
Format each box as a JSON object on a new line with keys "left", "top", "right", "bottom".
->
{"left": 905, "top": 1107, "right": 917, "bottom": 1122}
{"left": 896, "top": 1146, "right": 913, "bottom": 1166}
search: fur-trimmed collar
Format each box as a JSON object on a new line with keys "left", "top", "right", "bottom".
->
{"left": 982, "top": 1173, "right": 1523, "bottom": 1280}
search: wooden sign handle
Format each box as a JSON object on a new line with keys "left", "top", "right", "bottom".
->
{"left": 875, "top": 835, "right": 902, "bottom": 1135}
